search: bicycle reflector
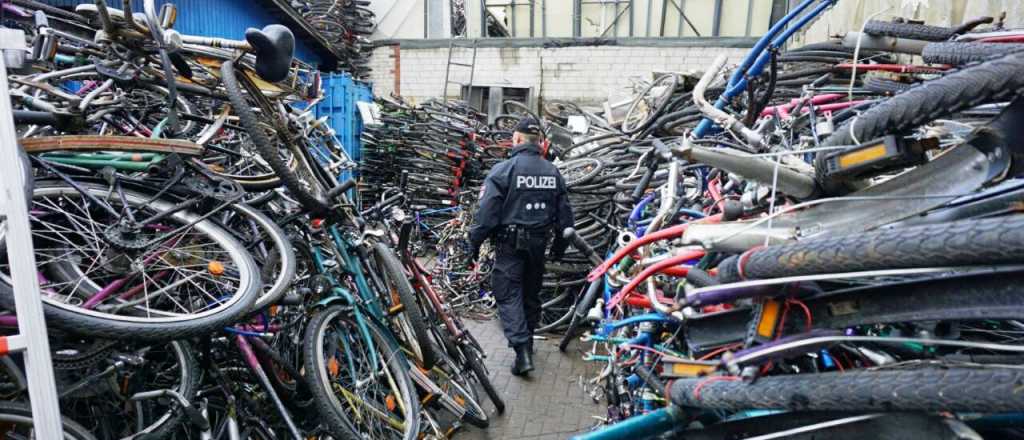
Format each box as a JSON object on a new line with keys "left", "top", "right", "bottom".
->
{"left": 661, "top": 359, "right": 717, "bottom": 378}
{"left": 753, "top": 299, "right": 783, "bottom": 342}
{"left": 822, "top": 135, "right": 936, "bottom": 179}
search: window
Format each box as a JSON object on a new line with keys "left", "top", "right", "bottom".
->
{"left": 470, "top": 0, "right": 781, "bottom": 38}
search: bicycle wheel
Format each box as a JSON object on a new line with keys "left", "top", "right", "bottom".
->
{"left": 201, "top": 128, "right": 297, "bottom": 191}
{"left": 921, "top": 42, "right": 1024, "bottom": 65}
{"left": 493, "top": 114, "right": 520, "bottom": 131}
{"left": 220, "top": 60, "right": 329, "bottom": 214}
{"left": 220, "top": 203, "right": 296, "bottom": 310}
{"left": 559, "top": 157, "right": 605, "bottom": 188}
{"left": 817, "top": 49, "right": 1024, "bottom": 193}
{"left": 863, "top": 19, "right": 961, "bottom": 41}
{"left": 0, "top": 400, "right": 97, "bottom": 440}
{"left": 717, "top": 214, "right": 1024, "bottom": 283}
{"left": 622, "top": 74, "right": 679, "bottom": 133}
{"left": 57, "top": 340, "right": 199, "bottom": 440}
{"left": 372, "top": 242, "right": 440, "bottom": 370}
{"left": 0, "top": 181, "right": 261, "bottom": 341}
{"left": 303, "top": 305, "right": 420, "bottom": 440}
{"left": 462, "top": 341, "right": 505, "bottom": 414}
{"left": 411, "top": 351, "right": 489, "bottom": 428}
{"left": 670, "top": 367, "right": 1024, "bottom": 412}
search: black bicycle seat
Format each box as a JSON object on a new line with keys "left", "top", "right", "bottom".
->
{"left": 244, "top": 24, "right": 294, "bottom": 83}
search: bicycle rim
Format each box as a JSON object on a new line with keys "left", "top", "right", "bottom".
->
{"left": 0, "top": 182, "right": 260, "bottom": 339}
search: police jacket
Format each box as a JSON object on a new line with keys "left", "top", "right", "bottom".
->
{"left": 469, "top": 142, "right": 574, "bottom": 253}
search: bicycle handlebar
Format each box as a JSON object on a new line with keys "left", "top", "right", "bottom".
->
{"left": 360, "top": 192, "right": 406, "bottom": 219}
{"left": 326, "top": 178, "right": 358, "bottom": 201}
{"left": 557, "top": 276, "right": 604, "bottom": 352}
{"left": 13, "top": 109, "right": 57, "bottom": 126}
{"left": 563, "top": 227, "right": 602, "bottom": 266}
{"left": 631, "top": 166, "right": 656, "bottom": 202}
{"left": 630, "top": 138, "right": 671, "bottom": 202}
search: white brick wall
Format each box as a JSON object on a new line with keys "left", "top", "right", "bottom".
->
{"left": 367, "top": 44, "right": 749, "bottom": 106}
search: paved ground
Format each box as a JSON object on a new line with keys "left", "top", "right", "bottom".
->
{"left": 456, "top": 318, "right": 605, "bottom": 440}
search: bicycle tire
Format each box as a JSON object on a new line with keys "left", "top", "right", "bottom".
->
{"left": 717, "top": 214, "right": 1024, "bottom": 283}
{"left": 464, "top": 346, "right": 506, "bottom": 414}
{"left": 493, "top": 114, "right": 520, "bottom": 131}
{"left": 0, "top": 400, "right": 97, "bottom": 440}
{"left": 230, "top": 203, "right": 296, "bottom": 310}
{"left": 778, "top": 55, "right": 856, "bottom": 64}
{"left": 864, "top": 20, "right": 959, "bottom": 41}
{"left": 302, "top": 306, "right": 374, "bottom": 438}
{"left": 0, "top": 182, "right": 261, "bottom": 342}
{"left": 372, "top": 242, "right": 440, "bottom": 370}
{"left": 670, "top": 367, "right": 1024, "bottom": 413}
{"left": 817, "top": 49, "right": 1024, "bottom": 193}
{"left": 120, "top": 340, "right": 200, "bottom": 440}
{"left": 922, "top": 42, "right": 1024, "bottom": 65}
{"left": 775, "top": 66, "right": 836, "bottom": 82}
{"left": 622, "top": 73, "right": 679, "bottom": 133}
{"left": 210, "top": 145, "right": 297, "bottom": 191}
{"left": 862, "top": 76, "right": 913, "bottom": 95}
{"left": 220, "top": 60, "right": 329, "bottom": 214}
{"left": 558, "top": 311, "right": 585, "bottom": 352}
{"left": 559, "top": 157, "right": 605, "bottom": 187}
{"left": 303, "top": 305, "right": 420, "bottom": 440}
{"left": 535, "top": 289, "right": 577, "bottom": 333}
{"left": 418, "top": 351, "right": 490, "bottom": 428}
{"left": 543, "top": 99, "right": 581, "bottom": 122}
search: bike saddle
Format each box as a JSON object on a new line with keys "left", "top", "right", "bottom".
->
{"left": 245, "top": 24, "right": 294, "bottom": 83}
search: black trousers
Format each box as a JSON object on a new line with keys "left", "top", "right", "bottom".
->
{"left": 491, "top": 234, "right": 546, "bottom": 347}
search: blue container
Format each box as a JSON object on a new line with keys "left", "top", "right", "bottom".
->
{"left": 41, "top": 0, "right": 321, "bottom": 65}
{"left": 316, "top": 73, "right": 373, "bottom": 182}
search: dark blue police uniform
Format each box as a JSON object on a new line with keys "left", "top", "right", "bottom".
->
{"left": 469, "top": 141, "right": 574, "bottom": 351}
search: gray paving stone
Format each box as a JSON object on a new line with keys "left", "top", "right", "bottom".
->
{"left": 456, "top": 318, "right": 602, "bottom": 440}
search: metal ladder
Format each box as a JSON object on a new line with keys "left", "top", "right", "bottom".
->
{"left": 0, "top": 28, "right": 65, "bottom": 438}
{"left": 441, "top": 37, "right": 478, "bottom": 99}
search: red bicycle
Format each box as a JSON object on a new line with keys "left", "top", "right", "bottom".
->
{"left": 396, "top": 219, "right": 506, "bottom": 415}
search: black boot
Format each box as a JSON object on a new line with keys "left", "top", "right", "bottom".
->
{"left": 526, "top": 337, "right": 535, "bottom": 355}
{"left": 511, "top": 344, "right": 534, "bottom": 376}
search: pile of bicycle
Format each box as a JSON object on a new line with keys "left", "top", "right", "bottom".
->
{"left": 358, "top": 96, "right": 633, "bottom": 325}
{"left": 290, "top": 0, "right": 375, "bottom": 78}
{"left": 1, "top": 1, "right": 506, "bottom": 439}
{"left": 526, "top": 2, "right": 1024, "bottom": 439}
{"left": 5, "top": 0, "right": 1024, "bottom": 438}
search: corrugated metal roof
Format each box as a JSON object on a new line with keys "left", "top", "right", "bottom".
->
{"left": 39, "top": 0, "right": 321, "bottom": 65}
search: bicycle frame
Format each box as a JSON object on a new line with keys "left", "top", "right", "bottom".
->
{"left": 306, "top": 231, "right": 381, "bottom": 373}
{"left": 692, "top": 0, "right": 839, "bottom": 138}
{"left": 398, "top": 222, "right": 464, "bottom": 341}
{"left": 571, "top": 406, "right": 686, "bottom": 440}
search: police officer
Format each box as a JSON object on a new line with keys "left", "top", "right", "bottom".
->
{"left": 468, "top": 116, "right": 574, "bottom": 376}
